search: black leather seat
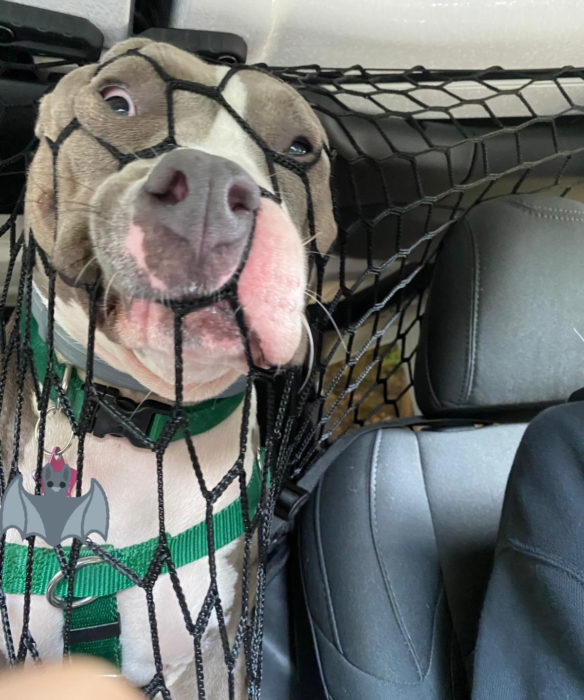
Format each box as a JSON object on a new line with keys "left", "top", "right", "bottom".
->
{"left": 297, "top": 194, "right": 584, "bottom": 698}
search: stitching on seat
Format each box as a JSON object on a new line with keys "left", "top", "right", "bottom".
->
{"left": 506, "top": 199, "right": 584, "bottom": 222}
{"left": 313, "top": 475, "right": 345, "bottom": 653}
{"left": 519, "top": 204, "right": 584, "bottom": 215}
{"left": 309, "top": 614, "right": 440, "bottom": 686}
{"left": 469, "top": 224, "right": 481, "bottom": 400}
{"left": 370, "top": 430, "right": 424, "bottom": 679}
{"left": 503, "top": 537, "right": 584, "bottom": 587}
{"left": 427, "top": 584, "right": 447, "bottom": 683}
{"left": 420, "top": 301, "right": 449, "bottom": 411}
{"left": 297, "top": 520, "right": 336, "bottom": 700}
{"left": 457, "top": 222, "right": 473, "bottom": 405}
{"left": 459, "top": 219, "right": 480, "bottom": 403}
{"left": 415, "top": 431, "right": 457, "bottom": 680}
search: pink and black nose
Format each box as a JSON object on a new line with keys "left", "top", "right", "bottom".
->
{"left": 130, "top": 148, "right": 261, "bottom": 296}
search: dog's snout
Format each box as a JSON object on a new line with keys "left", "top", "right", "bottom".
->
{"left": 131, "top": 149, "right": 262, "bottom": 296}
{"left": 227, "top": 180, "right": 260, "bottom": 215}
{"left": 147, "top": 170, "right": 189, "bottom": 205}
{"left": 142, "top": 149, "right": 260, "bottom": 245}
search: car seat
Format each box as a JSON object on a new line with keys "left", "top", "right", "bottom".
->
{"left": 295, "top": 193, "right": 584, "bottom": 698}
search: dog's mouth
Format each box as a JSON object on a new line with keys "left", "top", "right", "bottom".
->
{"left": 86, "top": 191, "right": 306, "bottom": 393}
{"left": 98, "top": 291, "right": 266, "bottom": 367}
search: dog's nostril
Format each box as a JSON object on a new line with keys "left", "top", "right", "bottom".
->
{"left": 228, "top": 182, "right": 259, "bottom": 215}
{"left": 151, "top": 170, "right": 189, "bottom": 206}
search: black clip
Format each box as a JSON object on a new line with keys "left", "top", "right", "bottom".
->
{"left": 274, "top": 481, "right": 310, "bottom": 521}
{"left": 87, "top": 385, "right": 172, "bottom": 449}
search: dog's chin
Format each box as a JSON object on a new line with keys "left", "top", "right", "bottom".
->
{"left": 97, "top": 296, "right": 254, "bottom": 401}
{"left": 92, "top": 293, "right": 303, "bottom": 403}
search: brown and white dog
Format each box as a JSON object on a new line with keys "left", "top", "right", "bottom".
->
{"left": 0, "top": 38, "right": 335, "bottom": 697}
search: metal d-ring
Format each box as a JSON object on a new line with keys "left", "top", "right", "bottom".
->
{"left": 45, "top": 555, "right": 103, "bottom": 609}
{"left": 34, "top": 405, "right": 75, "bottom": 457}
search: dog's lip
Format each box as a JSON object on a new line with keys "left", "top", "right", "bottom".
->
{"left": 99, "top": 290, "right": 267, "bottom": 365}
{"left": 105, "top": 290, "right": 236, "bottom": 320}
{"left": 104, "top": 290, "right": 236, "bottom": 327}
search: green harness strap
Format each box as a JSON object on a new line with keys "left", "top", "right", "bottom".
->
{"left": 8, "top": 316, "right": 263, "bottom": 668}
{"left": 2, "top": 453, "right": 263, "bottom": 666}
{"left": 2, "top": 455, "right": 262, "bottom": 597}
{"left": 70, "top": 596, "right": 121, "bottom": 667}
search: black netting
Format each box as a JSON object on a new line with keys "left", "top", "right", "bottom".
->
{"left": 0, "top": 43, "right": 582, "bottom": 699}
{"left": 281, "top": 64, "right": 584, "bottom": 476}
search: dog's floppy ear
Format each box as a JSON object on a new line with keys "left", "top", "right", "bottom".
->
{"left": 33, "top": 64, "right": 96, "bottom": 141}
{"left": 26, "top": 62, "right": 97, "bottom": 251}
{"left": 33, "top": 91, "right": 52, "bottom": 139}
{"left": 32, "top": 38, "right": 155, "bottom": 139}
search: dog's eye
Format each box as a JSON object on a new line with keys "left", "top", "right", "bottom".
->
{"left": 47, "top": 481, "right": 53, "bottom": 487}
{"left": 100, "top": 86, "right": 136, "bottom": 116}
{"left": 287, "top": 138, "right": 312, "bottom": 157}
{"left": 59, "top": 481, "right": 66, "bottom": 488}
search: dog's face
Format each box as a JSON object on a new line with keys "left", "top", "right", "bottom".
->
{"left": 25, "top": 39, "right": 336, "bottom": 401}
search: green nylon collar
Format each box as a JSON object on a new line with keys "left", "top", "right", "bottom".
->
{"left": 28, "top": 315, "right": 245, "bottom": 443}
{"left": 1, "top": 451, "right": 263, "bottom": 598}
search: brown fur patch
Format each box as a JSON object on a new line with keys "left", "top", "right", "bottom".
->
{"left": 26, "top": 39, "right": 336, "bottom": 284}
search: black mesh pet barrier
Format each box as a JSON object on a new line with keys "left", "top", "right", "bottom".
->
{"left": 281, "top": 64, "right": 584, "bottom": 476}
{"left": 0, "top": 37, "right": 583, "bottom": 700}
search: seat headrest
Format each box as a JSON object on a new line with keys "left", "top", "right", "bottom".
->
{"left": 415, "top": 194, "right": 584, "bottom": 418}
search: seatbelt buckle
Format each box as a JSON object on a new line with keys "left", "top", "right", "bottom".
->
{"left": 274, "top": 481, "right": 310, "bottom": 521}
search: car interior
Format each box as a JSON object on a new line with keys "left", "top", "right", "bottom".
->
{"left": 281, "top": 193, "right": 584, "bottom": 698}
{"left": 1, "top": 1, "right": 584, "bottom": 698}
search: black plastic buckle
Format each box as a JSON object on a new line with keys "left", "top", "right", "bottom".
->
{"left": 274, "top": 481, "right": 310, "bottom": 521}
{"left": 87, "top": 385, "right": 172, "bottom": 449}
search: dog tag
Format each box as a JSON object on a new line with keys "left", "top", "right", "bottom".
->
{"left": 38, "top": 447, "right": 77, "bottom": 497}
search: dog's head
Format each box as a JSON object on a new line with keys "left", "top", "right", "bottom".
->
{"left": 25, "top": 38, "right": 336, "bottom": 401}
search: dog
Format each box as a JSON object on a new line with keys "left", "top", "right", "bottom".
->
{"left": 0, "top": 38, "right": 336, "bottom": 697}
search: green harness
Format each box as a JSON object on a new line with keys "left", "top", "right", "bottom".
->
{"left": 2, "top": 319, "right": 262, "bottom": 667}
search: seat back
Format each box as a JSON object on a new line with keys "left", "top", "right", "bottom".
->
{"left": 294, "top": 194, "right": 584, "bottom": 698}
{"left": 415, "top": 194, "right": 584, "bottom": 419}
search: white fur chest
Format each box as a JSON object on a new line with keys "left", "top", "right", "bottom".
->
{"left": 1, "top": 391, "right": 259, "bottom": 696}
